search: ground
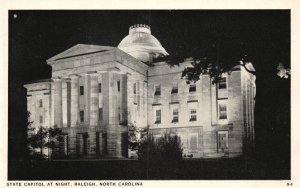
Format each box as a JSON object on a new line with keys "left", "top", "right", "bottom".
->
{"left": 8, "top": 157, "right": 290, "bottom": 180}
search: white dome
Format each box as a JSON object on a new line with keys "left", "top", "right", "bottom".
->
{"left": 118, "top": 24, "right": 169, "bottom": 62}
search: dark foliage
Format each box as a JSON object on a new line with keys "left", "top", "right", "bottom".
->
{"left": 128, "top": 123, "right": 147, "bottom": 151}
{"left": 26, "top": 118, "right": 64, "bottom": 161}
{"left": 154, "top": 38, "right": 257, "bottom": 84}
{"left": 27, "top": 126, "right": 48, "bottom": 160}
{"left": 138, "top": 133, "right": 183, "bottom": 162}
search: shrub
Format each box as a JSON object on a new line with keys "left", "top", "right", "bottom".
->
{"left": 137, "top": 133, "right": 183, "bottom": 163}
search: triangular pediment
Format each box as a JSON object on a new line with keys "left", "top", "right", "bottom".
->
{"left": 47, "top": 44, "right": 115, "bottom": 63}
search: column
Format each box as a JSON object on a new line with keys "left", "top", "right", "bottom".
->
{"left": 88, "top": 72, "right": 99, "bottom": 158}
{"left": 62, "top": 79, "right": 71, "bottom": 127}
{"left": 84, "top": 73, "right": 90, "bottom": 125}
{"left": 68, "top": 132, "right": 77, "bottom": 158}
{"left": 70, "top": 75, "right": 80, "bottom": 127}
{"left": 89, "top": 72, "right": 99, "bottom": 127}
{"left": 88, "top": 131, "right": 97, "bottom": 158}
{"left": 53, "top": 77, "right": 63, "bottom": 127}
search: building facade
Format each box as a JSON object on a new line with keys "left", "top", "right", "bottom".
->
{"left": 24, "top": 24, "right": 256, "bottom": 159}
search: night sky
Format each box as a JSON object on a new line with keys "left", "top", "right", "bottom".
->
{"left": 8, "top": 10, "right": 290, "bottom": 176}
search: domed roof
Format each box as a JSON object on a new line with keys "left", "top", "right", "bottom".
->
{"left": 118, "top": 24, "right": 169, "bottom": 62}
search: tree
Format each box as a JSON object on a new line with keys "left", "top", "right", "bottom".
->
{"left": 25, "top": 111, "right": 35, "bottom": 158}
{"left": 277, "top": 63, "right": 290, "bottom": 79}
{"left": 27, "top": 126, "right": 48, "bottom": 160}
{"left": 128, "top": 123, "right": 147, "bottom": 151}
{"left": 154, "top": 38, "right": 289, "bottom": 84}
{"left": 46, "top": 125, "right": 64, "bottom": 159}
{"left": 26, "top": 112, "right": 64, "bottom": 160}
{"left": 137, "top": 133, "right": 183, "bottom": 178}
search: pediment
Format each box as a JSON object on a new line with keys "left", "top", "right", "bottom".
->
{"left": 106, "top": 67, "right": 121, "bottom": 72}
{"left": 47, "top": 44, "right": 115, "bottom": 63}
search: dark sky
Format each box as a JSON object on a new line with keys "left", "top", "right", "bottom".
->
{"left": 9, "top": 10, "right": 290, "bottom": 82}
{"left": 8, "top": 10, "right": 290, "bottom": 166}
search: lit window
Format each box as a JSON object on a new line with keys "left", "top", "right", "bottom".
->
{"left": 189, "top": 84, "right": 196, "bottom": 92}
{"left": 155, "top": 110, "right": 161, "bottom": 124}
{"left": 117, "top": 81, "right": 120, "bottom": 92}
{"left": 154, "top": 85, "right": 161, "bottom": 96}
{"left": 80, "top": 86, "right": 84, "bottom": 95}
{"left": 98, "top": 108, "right": 103, "bottom": 121}
{"left": 172, "top": 109, "right": 179, "bottom": 122}
{"left": 133, "top": 83, "right": 137, "bottom": 94}
{"left": 219, "top": 77, "right": 227, "bottom": 89}
{"left": 190, "top": 109, "right": 197, "bottom": 121}
{"left": 39, "top": 116, "right": 43, "bottom": 123}
{"left": 80, "top": 110, "right": 84, "bottom": 122}
{"left": 39, "top": 99, "right": 43, "bottom": 107}
{"left": 219, "top": 103, "right": 227, "bottom": 120}
{"left": 98, "top": 83, "right": 102, "bottom": 93}
{"left": 171, "top": 83, "right": 178, "bottom": 94}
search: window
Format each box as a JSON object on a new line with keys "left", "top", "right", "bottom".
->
{"left": 154, "top": 85, "right": 161, "bottom": 96}
{"left": 171, "top": 83, "right": 178, "bottom": 94}
{"left": 98, "top": 83, "right": 102, "bottom": 93}
{"left": 155, "top": 110, "right": 161, "bottom": 124}
{"left": 80, "top": 86, "right": 84, "bottom": 95}
{"left": 80, "top": 110, "right": 84, "bottom": 122}
{"left": 39, "top": 99, "right": 43, "bottom": 107}
{"left": 118, "top": 107, "right": 121, "bottom": 121}
{"left": 189, "top": 84, "right": 196, "bottom": 92}
{"left": 189, "top": 134, "right": 198, "bottom": 150}
{"left": 39, "top": 116, "right": 43, "bottom": 123}
{"left": 217, "top": 131, "right": 228, "bottom": 152}
{"left": 133, "top": 83, "right": 137, "bottom": 94}
{"left": 219, "top": 103, "right": 227, "bottom": 119}
{"left": 219, "top": 77, "right": 227, "bottom": 89}
{"left": 172, "top": 109, "right": 179, "bottom": 122}
{"left": 190, "top": 109, "right": 197, "bottom": 121}
{"left": 98, "top": 108, "right": 103, "bottom": 121}
{"left": 117, "top": 81, "right": 120, "bottom": 92}
{"left": 133, "top": 83, "right": 138, "bottom": 104}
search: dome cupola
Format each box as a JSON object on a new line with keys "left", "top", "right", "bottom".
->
{"left": 118, "top": 24, "right": 169, "bottom": 63}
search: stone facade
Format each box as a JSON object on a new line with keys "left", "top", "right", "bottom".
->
{"left": 24, "top": 24, "right": 255, "bottom": 159}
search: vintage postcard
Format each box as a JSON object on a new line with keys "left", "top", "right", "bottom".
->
{"left": 1, "top": 0, "right": 299, "bottom": 187}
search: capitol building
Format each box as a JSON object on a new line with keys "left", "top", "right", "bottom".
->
{"left": 24, "top": 24, "right": 256, "bottom": 159}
